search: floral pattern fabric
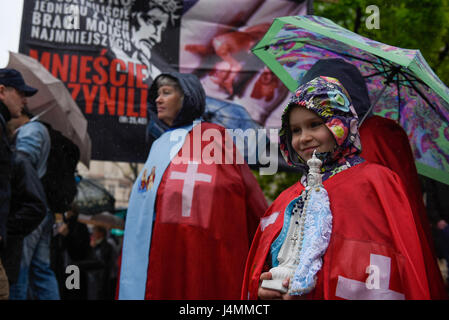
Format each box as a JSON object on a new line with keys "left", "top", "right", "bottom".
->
{"left": 279, "top": 75, "right": 364, "bottom": 182}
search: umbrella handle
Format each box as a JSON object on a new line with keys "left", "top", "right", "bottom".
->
{"left": 30, "top": 104, "right": 57, "bottom": 122}
{"left": 359, "top": 83, "right": 388, "bottom": 126}
{"left": 359, "top": 66, "right": 401, "bottom": 126}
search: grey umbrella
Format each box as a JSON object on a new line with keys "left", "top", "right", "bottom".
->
{"left": 7, "top": 51, "right": 91, "bottom": 167}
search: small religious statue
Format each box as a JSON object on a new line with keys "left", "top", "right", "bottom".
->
{"left": 261, "top": 150, "right": 324, "bottom": 294}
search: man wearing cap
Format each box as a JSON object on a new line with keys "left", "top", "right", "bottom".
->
{"left": 0, "top": 68, "right": 37, "bottom": 299}
{"left": 0, "top": 69, "right": 60, "bottom": 300}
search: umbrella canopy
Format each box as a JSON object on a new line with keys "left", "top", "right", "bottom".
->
{"left": 252, "top": 15, "right": 449, "bottom": 184}
{"left": 7, "top": 51, "right": 91, "bottom": 167}
{"left": 78, "top": 211, "right": 124, "bottom": 230}
{"left": 74, "top": 177, "right": 115, "bottom": 215}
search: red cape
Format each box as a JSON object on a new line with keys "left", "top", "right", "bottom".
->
{"left": 242, "top": 162, "right": 438, "bottom": 300}
{"left": 118, "top": 122, "right": 268, "bottom": 299}
{"left": 360, "top": 116, "right": 447, "bottom": 299}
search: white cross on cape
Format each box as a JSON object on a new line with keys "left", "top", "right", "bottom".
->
{"left": 169, "top": 161, "right": 212, "bottom": 218}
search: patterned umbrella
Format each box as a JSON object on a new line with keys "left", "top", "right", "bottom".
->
{"left": 252, "top": 15, "right": 449, "bottom": 184}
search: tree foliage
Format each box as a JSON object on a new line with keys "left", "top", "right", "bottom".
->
{"left": 253, "top": 169, "right": 302, "bottom": 204}
{"left": 313, "top": 0, "right": 449, "bottom": 85}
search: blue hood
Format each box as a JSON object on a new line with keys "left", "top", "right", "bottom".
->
{"left": 147, "top": 72, "right": 206, "bottom": 129}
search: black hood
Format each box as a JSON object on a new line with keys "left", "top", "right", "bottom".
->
{"left": 147, "top": 72, "right": 206, "bottom": 129}
{"left": 299, "top": 58, "right": 372, "bottom": 119}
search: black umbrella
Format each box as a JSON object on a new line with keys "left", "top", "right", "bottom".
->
{"left": 74, "top": 176, "right": 115, "bottom": 215}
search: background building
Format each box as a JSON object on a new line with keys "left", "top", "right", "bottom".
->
{"left": 77, "top": 161, "right": 144, "bottom": 210}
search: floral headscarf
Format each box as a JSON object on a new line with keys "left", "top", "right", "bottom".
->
{"left": 279, "top": 76, "right": 364, "bottom": 182}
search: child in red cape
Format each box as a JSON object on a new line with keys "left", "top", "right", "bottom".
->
{"left": 241, "top": 76, "right": 437, "bottom": 300}
{"left": 298, "top": 58, "right": 446, "bottom": 299}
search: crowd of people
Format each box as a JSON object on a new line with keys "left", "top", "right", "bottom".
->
{"left": 0, "top": 69, "right": 119, "bottom": 300}
{"left": 0, "top": 56, "right": 448, "bottom": 300}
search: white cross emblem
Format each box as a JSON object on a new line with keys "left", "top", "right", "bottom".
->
{"left": 335, "top": 254, "right": 405, "bottom": 300}
{"left": 260, "top": 212, "right": 280, "bottom": 232}
{"left": 169, "top": 161, "right": 212, "bottom": 218}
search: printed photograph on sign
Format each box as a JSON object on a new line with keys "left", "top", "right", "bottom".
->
{"left": 18, "top": 0, "right": 308, "bottom": 164}
{"left": 180, "top": 0, "right": 307, "bottom": 127}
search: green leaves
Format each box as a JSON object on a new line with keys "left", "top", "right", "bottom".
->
{"left": 314, "top": 0, "right": 449, "bottom": 85}
{"left": 253, "top": 170, "right": 302, "bottom": 204}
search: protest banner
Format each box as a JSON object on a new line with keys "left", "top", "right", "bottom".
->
{"left": 19, "top": 0, "right": 309, "bottom": 163}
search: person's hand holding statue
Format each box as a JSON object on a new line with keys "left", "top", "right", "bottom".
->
{"left": 258, "top": 272, "right": 306, "bottom": 300}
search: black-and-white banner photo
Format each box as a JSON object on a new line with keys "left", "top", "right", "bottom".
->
{"left": 19, "top": 0, "right": 309, "bottom": 163}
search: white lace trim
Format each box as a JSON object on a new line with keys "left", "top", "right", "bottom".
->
{"left": 289, "top": 186, "right": 332, "bottom": 295}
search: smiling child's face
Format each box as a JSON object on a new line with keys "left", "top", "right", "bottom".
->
{"left": 289, "top": 106, "right": 336, "bottom": 161}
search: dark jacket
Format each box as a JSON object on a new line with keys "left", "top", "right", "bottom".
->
{"left": 420, "top": 176, "right": 449, "bottom": 224}
{"left": 0, "top": 101, "right": 12, "bottom": 250}
{"left": 146, "top": 72, "right": 206, "bottom": 139}
{"left": 8, "top": 152, "right": 47, "bottom": 237}
{"left": 90, "top": 238, "right": 117, "bottom": 300}
{"left": 1, "top": 152, "right": 47, "bottom": 282}
{"left": 51, "top": 213, "right": 94, "bottom": 300}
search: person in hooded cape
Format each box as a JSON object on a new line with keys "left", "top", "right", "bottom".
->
{"left": 117, "top": 72, "right": 268, "bottom": 300}
{"left": 298, "top": 59, "right": 447, "bottom": 299}
{"left": 241, "top": 76, "right": 434, "bottom": 300}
